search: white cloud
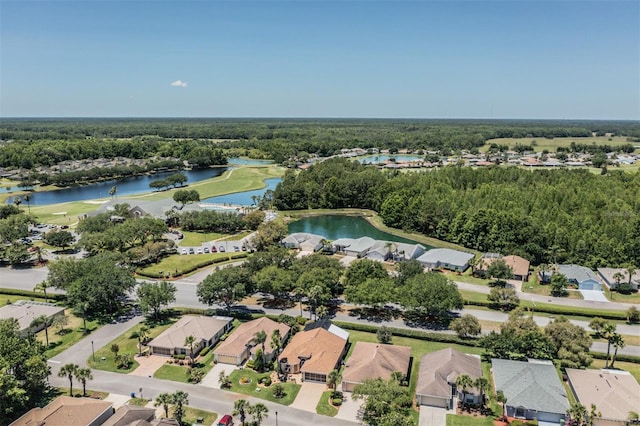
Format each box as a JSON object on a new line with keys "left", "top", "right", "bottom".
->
{"left": 170, "top": 80, "right": 188, "bottom": 88}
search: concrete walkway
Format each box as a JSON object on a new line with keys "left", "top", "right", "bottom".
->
{"left": 129, "top": 355, "right": 167, "bottom": 377}
{"left": 201, "top": 363, "right": 236, "bottom": 389}
{"left": 335, "top": 392, "right": 362, "bottom": 423}
{"left": 419, "top": 406, "right": 448, "bottom": 426}
{"left": 290, "top": 381, "right": 327, "bottom": 412}
{"left": 580, "top": 290, "right": 609, "bottom": 302}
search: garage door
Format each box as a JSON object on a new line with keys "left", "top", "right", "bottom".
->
{"left": 418, "top": 395, "right": 448, "bottom": 408}
{"left": 215, "top": 354, "right": 240, "bottom": 365}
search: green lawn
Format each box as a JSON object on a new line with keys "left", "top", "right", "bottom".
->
{"left": 181, "top": 406, "right": 218, "bottom": 426}
{"left": 88, "top": 319, "right": 175, "bottom": 373}
{"left": 55, "top": 387, "right": 109, "bottom": 399}
{"left": 446, "top": 415, "right": 495, "bottom": 425}
{"left": 39, "top": 310, "right": 101, "bottom": 359}
{"left": 226, "top": 369, "right": 301, "bottom": 406}
{"left": 605, "top": 289, "right": 640, "bottom": 304}
{"left": 137, "top": 252, "right": 235, "bottom": 277}
{"left": 154, "top": 364, "right": 189, "bottom": 382}
{"left": 316, "top": 391, "right": 339, "bottom": 417}
{"left": 128, "top": 397, "right": 150, "bottom": 407}
{"left": 180, "top": 231, "right": 226, "bottom": 246}
{"left": 217, "top": 231, "right": 254, "bottom": 242}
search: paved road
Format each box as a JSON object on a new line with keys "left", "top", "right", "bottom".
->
{"left": 47, "top": 314, "right": 355, "bottom": 426}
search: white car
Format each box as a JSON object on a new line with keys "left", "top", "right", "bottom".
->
{"left": 196, "top": 248, "right": 203, "bottom": 254}
{"left": 181, "top": 248, "right": 187, "bottom": 255}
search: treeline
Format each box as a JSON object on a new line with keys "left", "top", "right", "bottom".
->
{"left": 179, "top": 210, "right": 246, "bottom": 233}
{"left": 2, "top": 119, "right": 639, "bottom": 167}
{"left": 273, "top": 159, "right": 640, "bottom": 268}
{"left": 0, "top": 135, "right": 226, "bottom": 169}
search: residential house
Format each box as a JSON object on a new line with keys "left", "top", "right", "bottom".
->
{"left": 281, "top": 233, "right": 325, "bottom": 252}
{"left": 415, "top": 348, "right": 482, "bottom": 409}
{"left": 332, "top": 237, "right": 376, "bottom": 258}
{"left": 566, "top": 368, "right": 640, "bottom": 426}
{"left": 597, "top": 267, "right": 639, "bottom": 291}
{"left": 417, "top": 248, "right": 475, "bottom": 272}
{"left": 278, "top": 327, "right": 348, "bottom": 383}
{"left": 101, "top": 405, "right": 155, "bottom": 426}
{"left": 147, "top": 315, "right": 233, "bottom": 357}
{"left": 558, "top": 264, "right": 603, "bottom": 290}
{"left": 365, "top": 241, "right": 427, "bottom": 262}
{"left": 341, "top": 342, "right": 411, "bottom": 392}
{"left": 491, "top": 358, "right": 569, "bottom": 423}
{"left": 214, "top": 317, "right": 290, "bottom": 365}
{"left": 478, "top": 254, "right": 530, "bottom": 281}
{"left": 0, "top": 300, "right": 65, "bottom": 335}
{"left": 10, "top": 396, "right": 113, "bottom": 426}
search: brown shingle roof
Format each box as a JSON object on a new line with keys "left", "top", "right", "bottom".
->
{"left": 10, "top": 396, "right": 112, "bottom": 426}
{"left": 342, "top": 342, "right": 411, "bottom": 385}
{"left": 278, "top": 328, "right": 347, "bottom": 375}
{"left": 502, "top": 255, "right": 530, "bottom": 277}
{"left": 148, "top": 315, "right": 232, "bottom": 351}
{"left": 214, "top": 317, "right": 290, "bottom": 358}
{"left": 101, "top": 405, "right": 155, "bottom": 426}
{"left": 566, "top": 368, "right": 640, "bottom": 422}
{"left": 416, "top": 348, "right": 482, "bottom": 399}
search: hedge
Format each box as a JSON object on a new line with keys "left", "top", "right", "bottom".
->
{"left": 136, "top": 255, "right": 241, "bottom": 279}
{"left": 591, "top": 352, "right": 640, "bottom": 364}
{"left": 464, "top": 299, "right": 627, "bottom": 321}
{"left": 0, "top": 288, "right": 66, "bottom": 301}
{"left": 332, "top": 321, "right": 480, "bottom": 347}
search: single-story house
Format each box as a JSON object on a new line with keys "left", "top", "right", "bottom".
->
{"left": 365, "top": 241, "right": 427, "bottom": 262}
{"left": 10, "top": 396, "right": 113, "bottom": 426}
{"left": 148, "top": 315, "right": 233, "bottom": 357}
{"left": 101, "top": 405, "right": 155, "bottom": 426}
{"left": 341, "top": 342, "right": 412, "bottom": 392}
{"left": 566, "top": 368, "right": 640, "bottom": 426}
{"left": 417, "top": 248, "right": 475, "bottom": 272}
{"left": 416, "top": 348, "right": 482, "bottom": 408}
{"left": 0, "top": 300, "right": 65, "bottom": 335}
{"left": 332, "top": 237, "right": 376, "bottom": 258}
{"left": 558, "top": 264, "right": 602, "bottom": 290}
{"left": 278, "top": 327, "right": 348, "bottom": 383}
{"left": 303, "top": 319, "right": 351, "bottom": 340}
{"left": 478, "top": 254, "right": 530, "bottom": 281}
{"left": 281, "top": 233, "right": 325, "bottom": 252}
{"left": 491, "top": 358, "right": 569, "bottom": 424}
{"left": 214, "top": 317, "right": 290, "bottom": 365}
{"left": 597, "top": 267, "right": 639, "bottom": 291}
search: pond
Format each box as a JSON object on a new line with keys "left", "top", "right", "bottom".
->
{"left": 202, "top": 178, "right": 281, "bottom": 206}
{"left": 5, "top": 167, "right": 227, "bottom": 206}
{"left": 288, "top": 214, "right": 429, "bottom": 246}
{"left": 357, "top": 154, "right": 425, "bottom": 164}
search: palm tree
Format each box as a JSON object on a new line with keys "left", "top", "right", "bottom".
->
{"left": 233, "top": 399, "right": 250, "bottom": 425}
{"left": 270, "top": 329, "right": 282, "bottom": 358}
{"left": 628, "top": 411, "right": 639, "bottom": 425}
{"left": 78, "top": 301, "right": 90, "bottom": 334}
{"left": 602, "top": 322, "right": 617, "bottom": 368}
{"left": 136, "top": 325, "right": 149, "bottom": 356}
{"left": 327, "top": 369, "right": 341, "bottom": 391}
{"left": 610, "top": 333, "right": 625, "bottom": 368}
{"left": 627, "top": 265, "right": 636, "bottom": 287}
{"left": 496, "top": 390, "right": 507, "bottom": 418}
{"left": 154, "top": 392, "right": 172, "bottom": 418}
{"left": 184, "top": 335, "right": 196, "bottom": 359}
{"left": 567, "top": 403, "right": 588, "bottom": 425}
{"left": 75, "top": 367, "right": 93, "bottom": 396}
{"left": 316, "top": 305, "right": 329, "bottom": 320}
{"left": 23, "top": 194, "right": 31, "bottom": 214}
{"left": 171, "top": 391, "right": 189, "bottom": 424}
{"left": 612, "top": 272, "right": 625, "bottom": 290}
{"left": 34, "top": 280, "right": 52, "bottom": 301}
{"left": 111, "top": 343, "right": 120, "bottom": 359}
{"left": 455, "top": 374, "right": 474, "bottom": 406}
{"left": 249, "top": 403, "right": 269, "bottom": 426}
{"left": 30, "top": 315, "right": 52, "bottom": 346}
{"left": 32, "top": 246, "right": 48, "bottom": 264}
{"left": 253, "top": 330, "right": 267, "bottom": 368}
{"left": 293, "top": 284, "right": 306, "bottom": 317}
{"left": 474, "top": 377, "right": 490, "bottom": 406}
{"left": 58, "top": 363, "right": 79, "bottom": 396}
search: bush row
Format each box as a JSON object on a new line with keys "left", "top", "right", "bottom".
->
{"left": 0, "top": 287, "right": 66, "bottom": 302}
{"left": 332, "top": 321, "right": 480, "bottom": 347}
{"left": 591, "top": 352, "right": 640, "bottom": 364}
{"left": 136, "top": 254, "right": 246, "bottom": 279}
{"left": 463, "top": 299, "right": 627, "bottom": 321}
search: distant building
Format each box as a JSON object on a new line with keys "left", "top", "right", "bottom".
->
{"left": 597, "top": 267, "right": 639, "bottom": 291}
{"left": 10, "top": 396, "right": 113, "bottom": 426}
{"left": 281, "top": 233, "right": 325, "bottom": 252}
{"left": 417, "top": 248, "right": 474, "bottom": 272}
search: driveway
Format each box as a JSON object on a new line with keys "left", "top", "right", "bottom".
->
{"left": 201, "top": 362, "right": 237, "bottom": 389}
{"left": 335, "top": 392, "right": 362, "bottom": 423}
{"left": 419, "top": 405, "right": 447, "bottom": 426}
{"left": 129, "top": 355, "right": 168, "bottom": 377}
{"left": 290, "top": 381, "right": 327, "bottom": 412}
{"left": 580, "top": 290, "right": 609, "bottom": 302}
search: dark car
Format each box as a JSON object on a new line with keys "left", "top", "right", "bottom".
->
{"left": 188, "top": 247, "right": 195, "bottom": 254}
{"left": 211, "top": 246, "right": 217, "bottom": 253}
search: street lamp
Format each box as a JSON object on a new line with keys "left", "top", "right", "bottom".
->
{"left": 275, "top": 411, "right": 278, "bottom": 426}
{"left": 91, "top": 340, "right": 95, "bottom": 362}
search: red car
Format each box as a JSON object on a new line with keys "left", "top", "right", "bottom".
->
{"left": 217, "top": 415, "right": 234, "bottom": 426}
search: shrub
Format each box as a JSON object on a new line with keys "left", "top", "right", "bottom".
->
{"left": 261, "top": 376, "right": 272, "bottom": 386}
{"left": 377, "top": 326, "right": 392, "bottom": 344}
{"left": 173, "top": 354, "right": 186, "bottom": 360}
{"left": 627, "top": 306, "right": 640, "bottom": 324}
{"left": 332, "top": 398, "right": 343, "bottom": 406}
{"left": 272, "top": 383, "right": 285, "bottom": 398}
{"left": 0, "top": 288, "right": 66, "bottom": 301}
{"left": 246, "top": 359, "right": 255, "bottom": 369}
{"left": 296, "top": 316, "right": 307, "bottom": 326}
{"left": 199, "top": 346, "right": 210, "bottom": 357}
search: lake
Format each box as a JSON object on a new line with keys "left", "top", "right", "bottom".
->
{"left": 202, "top": 178, "right": 281, "bottom": 206}
{"left": 288, "top": 215, "right": 428, "bottom": 246}
{"left": 5, "top": 167, "right": 227, "bottom": 206}
{"left": 357, "top": 154, "right": 424, "bottom": 164}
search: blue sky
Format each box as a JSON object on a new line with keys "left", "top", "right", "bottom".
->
{"left": 1, "top": 1, "right": 638, "bottom": 119}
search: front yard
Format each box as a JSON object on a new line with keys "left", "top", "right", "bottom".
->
{"left": 225, "top": 369, "right": 301, "bottom": 406}
{"left": 39, "top": 309, "right": 101, "bottom": 358}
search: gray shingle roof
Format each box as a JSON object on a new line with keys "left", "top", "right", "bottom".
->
{"left": 557, "top": 264, "right": 598, "bottom": 284}
{"left": 491, "top": 359, "right": 569, "bottom": 415}
{"left": 417, "top": 248, "right": 474, "bottom": 267}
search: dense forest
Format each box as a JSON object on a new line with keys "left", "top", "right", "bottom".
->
{"left": 1, "top": 118, "right": 639, "bottom": 168}
{"left": 273, "top": 159, "right": 640, "bottom": 268}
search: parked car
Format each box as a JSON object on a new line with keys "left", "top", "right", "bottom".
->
{"left": 233, "top": 246, "right": 240, "bottom": 252}
{"left": 189, "top": 248, "right": 195, "bottom": 254}
{"left": 217, "top": 415, "right": 234, "bottom": 426}
{"left": 211, "top": 246, "right": 217, "bottom": 253}
{"left": 196, "top": 248, "right": 203, "bottom": 254}
{"left": 219, "top": 246, "right": 225, "bottom": 252}
{"left": 203, "top": 247, "right": 210, "bottom": 253}
{"left": 181, "top": 248, "right": 187, "bottom": 255}
{"left": 241, "top": 246, "right": 247, "bottom": 251}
